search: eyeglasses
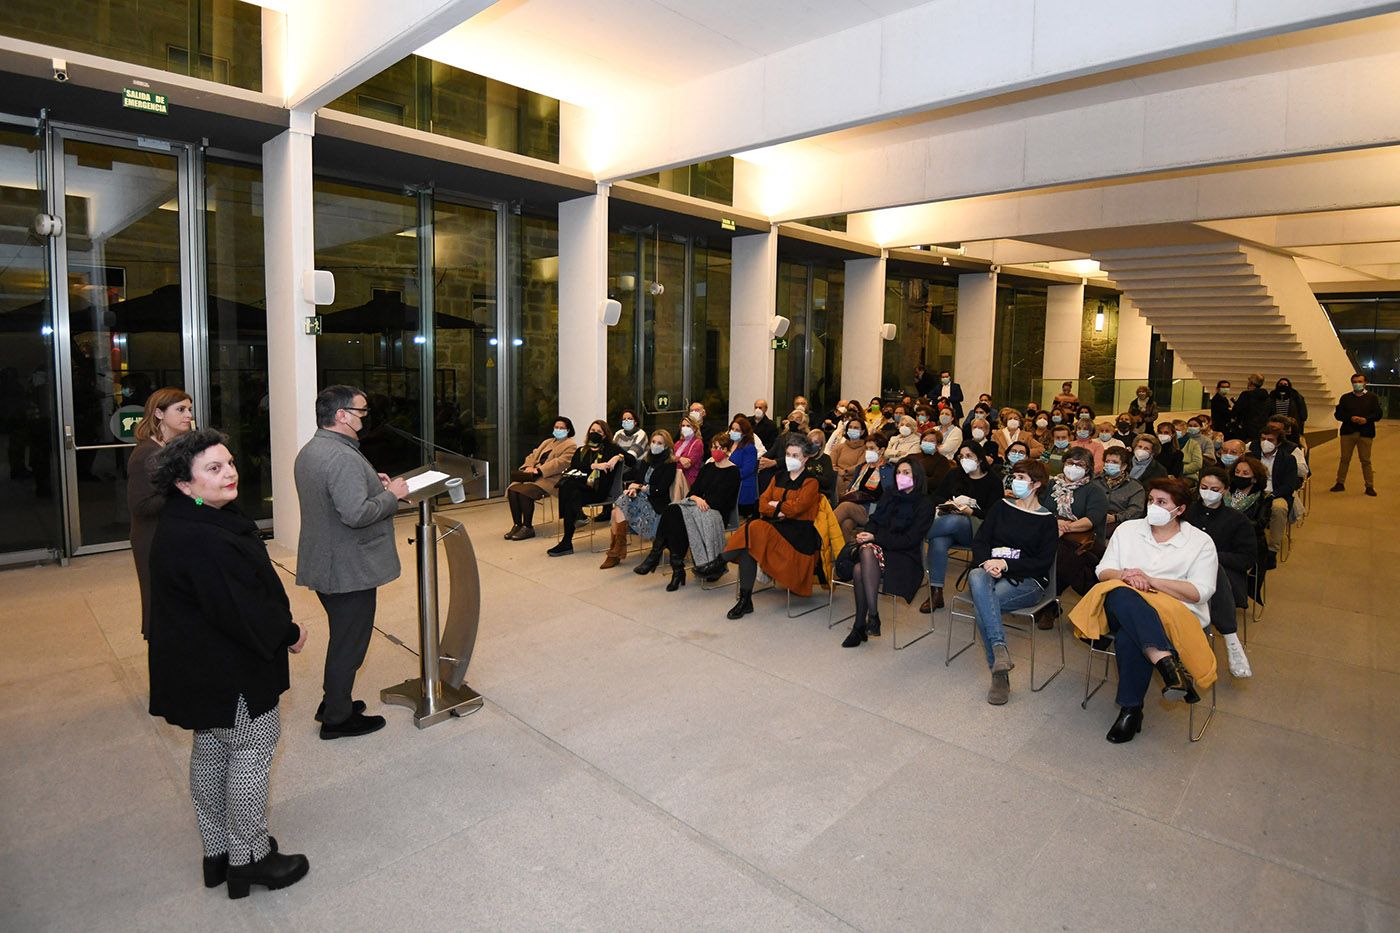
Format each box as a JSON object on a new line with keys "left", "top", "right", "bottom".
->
{"left": 342, "top": 406, "right": 370, "bottom": 416}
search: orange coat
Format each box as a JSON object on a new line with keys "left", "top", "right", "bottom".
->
{"left": 724, "top": 475, "right": 823, "bottom": 596}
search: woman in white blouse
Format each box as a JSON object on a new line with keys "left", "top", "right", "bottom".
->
{"left": 1078, "top": 477, "right": 1219, "bottom": 744}
{"left": 935, "top": 409, "right": 963, "bottom": 458}
{"left": 884, "top": 415, "right": 922, "bottom": 460}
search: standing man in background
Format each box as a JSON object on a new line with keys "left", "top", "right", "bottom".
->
{"left": 1231, "top": 373, "right": 1270, "bottom": 441}
{"left": 295, "top": 385, "right": 409, "bottom": 739}
{"left": 913, "top": 364, "right": 936, "bottom": 399}
{"left": 938, "top": 370, "right": 965, "bottom": 420}
{"left": 1333, "top": 372, "right": 1382, "bottom": 496}
{"left": 1210, "top": 380, "right": 1233, "bottom": 438}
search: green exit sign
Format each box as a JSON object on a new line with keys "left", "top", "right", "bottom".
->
{"left": 720, "top": 217, "right": 736, "bottom": 231}
{"left": 123, "top": 87, "right": 169, "bottom": 115}
{"left": 770, "top": 337, "right": 789, "bottom": 350}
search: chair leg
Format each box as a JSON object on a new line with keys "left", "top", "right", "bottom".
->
{"left": 1082, "top": 647, "right": 1113, "bottom": 709}
{"left": 827, "top": 581, "right": 854, "bottom": 629}
{"left": 1029, "top": 604, "right": 1066, "bottom": 692}
{"left": 787, "top": 587, "right": 824, "bottom": 619}
{"left": 945, "top": 597, "right": 977, "bottom": 666}
{"left": 1190, "top": 679, "right": 1219, "bottom": 742}
{"left": 893, "top": 582, "right": 935, "bottom": 651}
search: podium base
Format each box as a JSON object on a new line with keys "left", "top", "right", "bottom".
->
{"left": 381, "top": 679, "right": 483, "bottom": 729}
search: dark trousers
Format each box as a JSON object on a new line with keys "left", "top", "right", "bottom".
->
{"left": 1104, "top": 587, "right": 1173, "bottom": 708}
{"left": 557, "top": 477, "right": 611, "bottom": 544}
{"left": 316, "top": 588, "right": 377, "bottom": 724}
{"left": 649, "top": 503, "right": 689, "bottom": 556}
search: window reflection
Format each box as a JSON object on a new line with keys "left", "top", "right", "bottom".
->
{"left": 883, "top": 275, "right": 957, "bottom": 396}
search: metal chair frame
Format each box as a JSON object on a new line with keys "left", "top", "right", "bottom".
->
{"left": 946, "top": 562, "right": 1065, "bottom": 691}
{"left": 826, "top": 572, "right": 938, "bottom": 650}
{"left": 1082, "top": 630, "right": 1218, "bottom": 742}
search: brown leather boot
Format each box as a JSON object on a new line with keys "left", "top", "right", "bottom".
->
{"left": 919, "top": 586, "right": 944, "bottom": 614}
{"left": 599, "top": 521, "right": 629, "bottom": 569}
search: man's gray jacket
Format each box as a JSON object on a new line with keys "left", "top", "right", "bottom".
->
{"left": 294, "top": 428, "right": 401, "bottom": 594}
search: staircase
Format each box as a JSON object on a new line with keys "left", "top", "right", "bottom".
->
{"left": 1094, "top": 242, "right": 1354, "bottom": 428}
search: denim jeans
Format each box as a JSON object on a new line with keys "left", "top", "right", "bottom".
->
{"left": 967, "top": 568, "right": 1047, "bottom": 668}
{"left": 926, "top": 513, "right": 974, "bottom": 583}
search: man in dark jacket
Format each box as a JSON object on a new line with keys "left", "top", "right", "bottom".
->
{"left": 913, "top": 364, "right": 936, "bottom": 399}
{"left": 1230, "top": 373, "right": 1270, "bottom": 441}
{"left": 295, "top": 385, "right": 408, "bottom": 739}
{"left": 1250, "top": 424, "right": 1299, "bottom": 554}
{"left": 1210, "top": 380, "right": 1233, "bottom": 436}
{"left": 1184, "top": 467, "right": 1253, "bottom": 678}
{"left": 1333, "top": 372, "right": 1384, "bottom": 495}
{"left": 937, "top": 370, "right": 965, "bottom": 419}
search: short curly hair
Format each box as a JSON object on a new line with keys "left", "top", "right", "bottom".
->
{"left": 777, "top": 431, "right": 821, "bottom": 459}
{"left": 152, "top": 428, "right": 229, "bottom": 496}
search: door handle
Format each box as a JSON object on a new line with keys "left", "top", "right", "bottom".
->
{"left": 64, "top": 424, "right": 75, "bottom": 451}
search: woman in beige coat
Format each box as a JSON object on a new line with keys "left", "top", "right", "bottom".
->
{"left": 505, "top": 416, "right": 578, "bottom": 540}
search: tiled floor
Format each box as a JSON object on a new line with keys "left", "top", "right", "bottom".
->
{"left": 1, "top": 430, "right": 1396, "bottom": 931}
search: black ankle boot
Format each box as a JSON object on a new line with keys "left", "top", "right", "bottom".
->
{"left": 547, "top": 539, "right": 573, "bottom": 556}
{"left": 204, "top": 837, "right": 278, "bottom": 888}
{"left": 1106, "top": 706, "right": 1144, "bottom": 743}
{"left": 1155, "top": 655, "right": 1194, "bottom": 699}
{"left": 634, "top": 548, "right": 663, "bottom": 575}
{"left": 666, "top": 556, "right": 687, "bottom": 591}
{"left": 841, "top": 616, "right": 868, "bottom": 648}
{"left": 727, "top": 589, "right": 754, "bottom": 619}
{"left": 694, "top": 558, "right": 727, "bottom": 582}
{"left": 225, "top": 848, "right": 309, "bottom": 899}
{"left": 866, "top": 613, "right": 881, "bottom": 637}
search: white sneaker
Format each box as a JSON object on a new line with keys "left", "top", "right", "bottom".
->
{"left": 1227, "top": 640, "right": 1253, "bottom": 678}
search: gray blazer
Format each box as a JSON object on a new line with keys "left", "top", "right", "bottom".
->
{"left": 294, "top": 429, "right": 401, "bottom": 594}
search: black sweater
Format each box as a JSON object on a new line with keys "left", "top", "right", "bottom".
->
{"left": 148, "top": 496, "right": 299, "bottom": 730}
{"left": 625, "top": 455, "right": 679, "bottom": 514}
{"left": 1335, "top": 390, "right": 1383, "bottom": 437}
{"left": 930, "top": 466, "right": 1004, "bottom": 518}
{"left": 971, "top": 499, "right": 1059, "bottom": 584}
{"left": 689, "top": 461, "right": 741, "bottom": 518}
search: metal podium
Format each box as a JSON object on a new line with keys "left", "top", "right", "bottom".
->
{"left": 381, "top": 455, "right": 487, "bottom": 728}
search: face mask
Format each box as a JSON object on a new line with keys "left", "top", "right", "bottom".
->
{"left": 1006, "top": 419, "right": 1020, "bottom": 431}
{"left": 899, "top": 425, "right": 913, "bottom": 437}
{"left": 1277, "top": 385, "right": 1289, "bottom": 392}
{"left": 916, "top": 414, "right": 928, "bottom": 424}
{"left": 941, "top": 377, "right": 950, "bottom": 385}
{"left": 649, "top": 443, "right": 665, "bottom": 455}
{"left": 1053, "top": 439, "right": 1069, "bottom": 449}
{"left": 959, "top": 457, "right": 979, "bottom": 474}
{"left": 895, "top": 473, "right": 915, "bottom": 492}
{"left": 1146, "top": 503, "right": 1173, "bottom": 526}
{"left": 1220, "top": 453, "right": 1239, "bottom": 466}
{"left": 1199, "top": 487, "right": 1223, "bottom": 506}
{"left": 1231, "top": 474, "right": 1252, "bottom": 490}
{"left": 846, "top": 428, "right": 863, "bottom": 441}
{"left": 939, "top": 415, "right": 953, "bottom": 425}
{"left": 972, "top": 428, "right": 986, "bottom": 440}
{"left": 919, "top": 441, "right": 937, "bottom": 455}
{"left": 1187, "top": 427, "right": 1200, "bottom": 436}
{"left": 679, "top": 425, "right": 694, "bottom": 438}
{"left": 1051, "top": 415, "right": 1063, "bottom": 424}
{"left": 1079, "top": 412, "right": 1091, "bottom": 421}
{"left": 1133, "top": 448, "right": 1152, "bottom": 462}
{"left": 1036, "top": 419, "right": 1049, "bottom": 429}
{"left": 1064, "top": 464, "right": 1087, "bottom": 483}
{"left": 621, "top": 419, "right": 635, "bottom": 432}
{"left": 1174, "top": 430, "right": 1184, "bottom": 441}
{"left": 729, "top": 430, "right": 742, "bottom": 442}
{"left": 1353, "top": 382, "right": 1366, "bottom": 393}
{"left": 690, "top": 411, "right": 703, "bottom": 422}
{"left": 1117, "top": 422, "right": 1131, "bottom": 433}
{"left": 711, "top": 448, "right": 728, "bottom": 463}
{"left": 1219, "top": 388, "right": 1230, "bottom": 397}
{"left": 1260, "top": 440, "right": 1277, "bottom": 454}
{"left": 1157, "top": 434, "right": 1172, "bottom": 444}
{"left": 1077, "top": 429, "right": 1091, "bottom": 439}
{"left": 1010, "top": 478, "right": 1033, "bottom": 499}
{"left": 752, "top": 409, "right": 764, "bottom": 420}
{"left": 1103, "top": 462, "right": 1122, "bottom": 477}
{"left": 588, "top": 432, "right": 605, "bottom": 445}
{"left": 869, "top": 403, "right": 881, "bottom": 412}
{"left": 1007, "top": 451, "right": 1025, "bottom": 465}
{"left": 552, "top": 428, "right": 568, "bottom": 440}
{"left": 1098, "top": 433, "right": 1112, "bottom": 442}
{"left": 795, "top": 404, "right": 806, "bottom": 412}
{"left": 863, "top": 449, "right": 880, "bottom": 464}
{"left": 785, "top": 456, "right": 802, "bottom": 473}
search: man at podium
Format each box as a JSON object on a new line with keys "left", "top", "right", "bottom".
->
{"left": 294, "top": 385, "right": 408, "bottom": 740}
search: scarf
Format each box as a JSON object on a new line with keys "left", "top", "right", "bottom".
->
{"left": 1102, "top": 468, "right": 1128, "bottom": 491}
{"left": 1051, "top": 474, "right": 1088, "bottom": 519}
{"left": 1129, "top": 457, "right": 1151, "bottom": 480}
{"left": 1228, "top": 488, "right": 1261, "bottom": 513}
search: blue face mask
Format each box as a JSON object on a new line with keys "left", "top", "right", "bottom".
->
{"left": 847, "top": 428, "right": 862, "bottom": 440}
{"left": 552, "top": 428, "right": 568, "bottom": 440}
{"left": 920, "top": 441, "right": 937, "bottom": 455}
{"left": 1103, "top": 462, "right": 1122, "bottom": 477}
{"left": 1051, "top": 415, "right": 1063, "bottom": 423}
{"left": 1010, "top": 478, "right": 1033, "bottom": 499}
{"left": 1098, "top": 433, "right": 1112, "bottom": 442}
{"left": 621, "top": 419, "right": 635, "bottom": 431}
{"left": 1220, "top": 453, "right": 1239, "bottom": 466}
{"left": 1054, "top": 439, "right": 1069, "bottom": 449}
{"left": 1187, "top": 426, "right": 1200, "bottom": 436}
{"left": 1007, "top": 451, "right": 1025, "bottom": 464}
{"left": 729, "top": 430, "right": 742, "bottom": 442}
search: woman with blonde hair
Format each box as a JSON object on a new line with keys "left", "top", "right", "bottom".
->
{"left": 127, "top": 386, "right": 195, "bottom": 639}
{"left": 602, "top": 429, "right": 679, "bottom": 569}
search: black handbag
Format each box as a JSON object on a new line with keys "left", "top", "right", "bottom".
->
{"left": 833, "top": 540, "right": 861, "bottom": 581}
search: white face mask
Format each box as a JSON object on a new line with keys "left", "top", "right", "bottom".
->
{"left": 864, "top": 449, "right": 879, "bottom": 463}
{"left": 847, "top": 428, "right": 863, "bottom": 440}
{"left": 1146, "top": 503, "right": 1174, "bottom": 526}
{"left": 649, "top": 443, "right": 666, "bottom": 455}
{"left": 1036, "top": 419, "right": 1049, "bottom": 429}
{"left": 1157, "top": 434, "right": 1172, "bottom": 444}
{"left": 1133, "top": 448, "right": 1152, "bottom": 462}
{"left": 972, "top": 428, "right": 986, "bottom": 440}
{"left": 1199, "top": 487, "right": 1223, "bottom": 506}
{"left": 1260, "top": 440, "right": 1276, "bottom": 454}
{"left": 899, "top": 425, "right": 912, "bottom": 437}
{"left": 939, "top": 414, "right": 953, "bottom": 425}
{"left": 680, "top": 425, "right": 695, "bottom": 438}
{"left": 752, "top": 409, "right": 764, "bottom": 419}
{"left": 959, "top": 457, "right": 979, "bottom": 474}
{"left": 785, "top": 455, "right": 802, "bottom": 473}
{"left": 1006, "top": 419, "right": 1020, "bottom": 431}
{"left": 689, "top": 411, "right": 702, "bottom": 422}
{"left": 1063, "top": 464, "right": 1086, "bottom": 482}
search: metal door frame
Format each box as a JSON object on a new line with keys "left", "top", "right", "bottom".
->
{"left": 45, "top": 123, "right": 203, "bottom": 556}
{"left": 635, "top": 227, "right": 693, "bottom": 426}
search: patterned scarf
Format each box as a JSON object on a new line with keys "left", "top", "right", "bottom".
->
{"left": 1051, "top": 473, "right": 1088, "bottom": 519}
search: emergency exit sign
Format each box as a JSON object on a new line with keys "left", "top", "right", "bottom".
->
{"left": 123, "top": 87, "right": 169, "bottom": 115}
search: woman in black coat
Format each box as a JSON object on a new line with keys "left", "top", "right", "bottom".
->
{"left": 601, "top": 430, "right": 679, "bottom": 569}
{"left": 547, "top": 419, "right": 628, "bottom": 557}
{"left": 127, "top": 386, "right": 194, "bottom": 639}
{"left": 839, "top": 457, "right": 935, "bottom": 646}
{"left": 146, "top": 429, "right": 310, "bottom": 898}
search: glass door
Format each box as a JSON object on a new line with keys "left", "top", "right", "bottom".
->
{"left": 50, "top": 129, "right": 198, "bottom": 555}
{"left": 639, "top": 233, "right": 689, "bottom": 431}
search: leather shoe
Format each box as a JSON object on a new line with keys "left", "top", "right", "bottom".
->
{"left": 319, "top": 711, "right": 387, "bottom": 740}
{"left": 204, "top": 837, "right": 276, "bottom": 888}
{"left": 1106, "top": 706, "right": 1143, "bottom": 743}
{"left": 314, "top": 699, "right": 365, "bottom": 723}
{"left": 866, "top": 613, "right": 881, "bottom": 637}
{"left": 546, "top": 540, "right": 573, "bottom": 556}
{"left": 919, "top": 586, "right": 944, "bottom": 614}
{"left": 504, "top": 523, "right": 522, "bottom": 539}
{"left": 1366, "top": 486, "right": 1378, "bottom": 497}
{"left": 840, "top": 619, "right": 867, "bottom": 648}
{"left": 1329, "top": 482, "right": 1344, "bottom": 492}
{"left": 727, "top": 590, "right": 754, "bottom": 620}
{"left": 226, "top": 849, "right": 310, "bottom": 899}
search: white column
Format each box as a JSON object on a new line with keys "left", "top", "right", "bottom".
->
{"left": 263, "top": 111, "right": 320, "bottom": 549}
{"left": 1114, "top": 294, "right": 1152, "bottom": 412}
{"left": 1043, "top": 282, "right": 1085, "bottom": 384}
{"left": 841, "top": 254, "right": 886, "bottom": 403}
{"left": 557, "top": 185, "right": 610, "bottom": 433}
{"left": 729, "top": 226, "right": 778, "bottom": 415}
{"left": 954, "top": 271, "right": 997, "bottom": 399}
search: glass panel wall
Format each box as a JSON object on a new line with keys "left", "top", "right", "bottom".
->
{"left": 642, "top": 237, "right": 688, "bottom": 431}
{"left": 808, "top": 268, "right": 843, "bottom": 417}
{"left": 691, "top": 245, "right": 731, "bottom": 423}
{"left": 773, "top": 261, "right": 808, "bottom": 416}
{"left": 1077, "top": 294, "right": 1119, "bottom": 416}
{"left": 882, "top": 274, "right": 957, "bottom": 397}
{"left": 0, "top": 125, "right": 63, "bottom": 555}
{"left": 0, "top": 0, "right": 262, "bottom": 90}
{"left": 605, "top": 232, "right": 638, "bottom": 420}
{"left": 991, "top": 284, "right": 1047, "bottom": 408}
{"left": 1319, "top": 295, "right": 1400, "bottom": 383}
{"left": 204, "top": 157, "right": 270, "bottom": 520}
{"left": 327, "top": 56, "right": 560, "bottom": 163}
{"left": 630, "top": 158, "right": 734, "bottom": 206}
{"left": 312, "top": 180, "right": 423, "bottom": 478}
{"left": 511, "top": 212, "right": 560, "bottom": 460}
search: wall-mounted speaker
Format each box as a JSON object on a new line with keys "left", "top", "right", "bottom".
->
{"left": 302, "top": 269, "right": 336, "bottom": 306}
{"left": 770, "top": 315, "right": 790, "bottom": 338}
{"left": 599, "top": 298, "right": 622, "bottom": 326}
{"left": 881, "top": 323, "right": 898, "bottom": 341}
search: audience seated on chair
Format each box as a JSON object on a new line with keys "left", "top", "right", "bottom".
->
{"left": 885, "top": 415, "right": 922, "bottom": 460}
{"left": 935, "top": 409, "right": 963, "bottom": 457}
{"left": 994, "top": 409, "right": 1042, "bottom": 460}
{"left": 547, "top": 419, "right": 627, "bottom": 556}
{"left": 505, "top": 416, "right": 577, "bottom": 541}
{"left": 1111, "top": 415, "right": 1137, "bottom": 449}
{"left": 838, "top": 457, "right": 936, "bottom": 648}
{"left": 673, "top": 415, "right": 706, "bottom": 486}
{"left": 1249, "top": 423, "right": 1300, "bottom": 557}
{"left": 601, "top": 430, "right": 679, "bottom": 570}
{"left": 806, "top": 428, "right": 839, "bottom": 503}
{"left": 1184, "top": 467, "right": 1254, "bottom": 678}
{"left": 1222, "top": 447, "right": 1274, "bottom": 582}
{"left": 1046, "top": 446, "right": 1108, "bottom": 598}
{"left": 1128, "top": 433, "right": 1169, "bottom": 484}
{"left": 1069, "top": 477, "right": 1219, "bottom": 745}
{"left": 921, "top": 441, "right": 1004, "bottom": 614}
{"left": 1093, "top": 446, "right": 1145, "bottom": 540}
{"left": 612, "top": 409, "right": 647, "bottom": 463}
{"left": 1042, "top": 424, "right": 1073, "bottom": 476}
{"left": 833, "top": 438, "right": 886, "bottom": 542}
{"left": 1071, "top": 417, "right": 1104, "bottom": 472}
{"left": 914, "top": 426, "right": 952, "bottom": 490}
{"left": 967, "top": 458, "right": 1058, "bottom": 705}
{"left": 1154, "top": 421, "right": 1185, "bottom": 478}
{"left": 728, "top": 415, "right": 761, "bottom": 518}
{"left": 638, "top": 432, "right": 743, "bottom": 591}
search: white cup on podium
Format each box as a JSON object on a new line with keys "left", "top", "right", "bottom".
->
{"left": 444, "top": 477, "right": 466, "bottom": 504}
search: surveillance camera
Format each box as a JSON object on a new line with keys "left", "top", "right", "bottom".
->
{"left": 990, "top": 264, "right": 1001, "bottom": 274}
{"left": 648, "top": 281, "right": 665, "bottom": 297}
{"left": 52, "top": 58, "right": 68, "bottom": 82}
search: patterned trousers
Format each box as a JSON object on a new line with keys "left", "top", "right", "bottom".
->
{"left": 190, "top": 695, "right": 280, "bottom": 866}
